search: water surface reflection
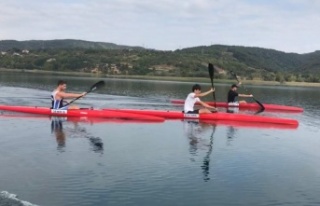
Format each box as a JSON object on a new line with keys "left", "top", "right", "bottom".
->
{"left": 183, "top": 121, "right": 217, "bottom": 182}
{"left": 50, "top": 117, "right": 104, "bottom": 153}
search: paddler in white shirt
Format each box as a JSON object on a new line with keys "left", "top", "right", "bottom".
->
{"left": 183, "top": 84, "right": 217, "bottom": 114}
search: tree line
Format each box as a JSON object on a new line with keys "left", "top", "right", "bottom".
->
{"left": 0, "top": 42, "right": 319, "bottom": 83}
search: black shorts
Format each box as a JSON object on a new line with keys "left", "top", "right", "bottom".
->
{"left": 186, "top": 109, "right": 199, "bottom": 114}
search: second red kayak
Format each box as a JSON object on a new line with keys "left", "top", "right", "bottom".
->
{"left": 103, "top": 109, "right": 299, "bottom": 126}
{"left": 171, "top": 99, "right": 303, "bottom": 113}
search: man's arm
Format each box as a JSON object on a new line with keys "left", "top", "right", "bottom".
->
{"left": 198, "top": 100, "right": 216, "bottom": 110}
{"left": 58, "top": 92, "right": 86, "bottom": 99}
{"left": 194, "top": 88, "right": 215, "bottom": 97}
{"left": 238, "top": 94, "right": 253, "bottom": 98}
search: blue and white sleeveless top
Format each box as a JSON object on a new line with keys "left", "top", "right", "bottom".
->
{"left": 51, "top": 90, "right": 67, "bottom": 109}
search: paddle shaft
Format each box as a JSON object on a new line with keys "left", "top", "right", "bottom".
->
{"left": 64, "top": 80, "right": 105, "bottom": 107}
{"left": 64, "top": 93, "right": 86, "bottom": 106}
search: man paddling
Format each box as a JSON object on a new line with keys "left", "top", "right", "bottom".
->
{"left": 227, "top": 83, "right": 254, "bottom": 113}
{"left": 51, "top": 80, "right": 86, "bottom": 110}
{"left": 184, "top": 84, "right": 217, "bottom": 114}
{"left": 227, "top": 83, "right": 253, "bottom": 106}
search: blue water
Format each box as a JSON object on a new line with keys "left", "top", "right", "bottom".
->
{"left": 0, "top": 72, "right": 320, "bottom": 206}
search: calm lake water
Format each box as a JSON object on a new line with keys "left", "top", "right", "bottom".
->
{"left": 0, "top": 71, "right": 320, "bottom": 206}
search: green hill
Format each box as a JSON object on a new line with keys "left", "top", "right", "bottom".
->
{"left": 0, "top": 39, "right": 144, "bottom": 50}
{"left": 0, "top": 39, "right": 319, "bottom": 82}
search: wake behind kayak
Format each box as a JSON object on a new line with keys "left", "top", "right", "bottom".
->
{"left": 0, "top": 191, "right": 39, "bottom": 206}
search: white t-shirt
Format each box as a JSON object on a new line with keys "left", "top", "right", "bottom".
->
{"left": 184, "top": 92, "right": 200, "bottom": 112}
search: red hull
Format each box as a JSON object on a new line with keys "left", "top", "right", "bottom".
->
{"left": 103, "top": 109, "right": 299, "bottom": 126}
{"left": 171, "top": 99, "right": 303, "bottom": 113}
{"left": 0, "top": 105, "right": 164, "bottom": 122}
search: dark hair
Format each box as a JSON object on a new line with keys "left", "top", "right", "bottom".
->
{"left": 231, "top": 84, "right": 238, "bottom": 88}
{"left": 192, "top": 84, "right": 201, "bottom": 92}
{"left": 57, "top": 80, "right": 66, "bottom": 86}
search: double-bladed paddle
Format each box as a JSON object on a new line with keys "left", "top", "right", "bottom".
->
{"left": 208, "top": 63, "right": 216, "bottom": 107}
{"left": 64, "top": 80, "right": 105, "bottom": 106}
{"left": 230, "top": 71, "right": 265, "bottom": 112}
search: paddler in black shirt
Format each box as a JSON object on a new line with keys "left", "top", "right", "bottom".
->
{"left": 227, "top": 83, "right": 253, "bottom": 106}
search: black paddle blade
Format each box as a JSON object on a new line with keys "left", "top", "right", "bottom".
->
{"left": 230, "top": 71, "right": 239, "bottom": 82}
{"left": 254, "top": 107, "right": 265, "bottom": 114}
{"left": 208, "top": 63, "right": 214, "bottom": 80}
{"left": 208, "top": 63, "right": 216, "bottom": 107}
{"left": 253, "top": 98, "right": 265, "bottom": 111}
{"left": 89, "top": 80, "right": 105, "bottom": 93}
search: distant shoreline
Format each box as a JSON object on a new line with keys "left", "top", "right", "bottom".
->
{"left": 1, "top": 68, "right": 320, "bottom": 87}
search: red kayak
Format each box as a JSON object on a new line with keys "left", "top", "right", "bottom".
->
{"left": 171, "top": 99, "right": 303, "bottom": 113}
{"left": 0, "top": 105, "right": 165, "bottom": 122}
{"left": 103, "top": 109, "right": 299, "bottom": 126}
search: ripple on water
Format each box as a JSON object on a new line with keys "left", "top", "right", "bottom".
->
{"left": 1, "top": 76, "right": 320, "bottom": 206}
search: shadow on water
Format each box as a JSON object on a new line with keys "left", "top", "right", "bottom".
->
{"left": 51, "top": 117, "right": 104, "bottom": 154}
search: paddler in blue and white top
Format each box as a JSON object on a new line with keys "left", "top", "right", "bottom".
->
{"left": 51, "top": 80, "right": 86, "bottom": 110}
{"left": 184, "top": 84, "right": 217, "bottom": 114}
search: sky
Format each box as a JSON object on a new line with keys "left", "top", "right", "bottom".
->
{"left": 0, "top": 0, "right": 319, "bottom": 54}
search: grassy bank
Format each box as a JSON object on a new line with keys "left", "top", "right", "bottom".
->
{"left": 1, "top": 68, "right": 320, "bottom": 87}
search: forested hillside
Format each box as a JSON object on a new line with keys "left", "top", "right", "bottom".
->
{"left": 0, "top": 40, "right": 319, "bottom": 82}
